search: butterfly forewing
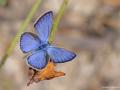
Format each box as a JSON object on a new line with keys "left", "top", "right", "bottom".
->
{"left": 34, "top": 11, "right": 53, "bottom": 42}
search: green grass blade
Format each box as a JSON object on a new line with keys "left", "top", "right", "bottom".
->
{"left": 0, "top": 0, "right": 42, "bottom": 69}
{"left": 49, "top": 0, "right": 69, "bottom": 43}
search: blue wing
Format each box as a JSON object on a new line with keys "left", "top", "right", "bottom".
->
{"left": 34, "top": 11, "right": 53, "bottom": 42}
{"left": 47, "top": 47, "right": 76, "bottom": 63}
{"left": 27, "top": 50, "right": 48, "bottom": 69}
{"left": 20, "top": 32, "right": 41, "bottom": 53}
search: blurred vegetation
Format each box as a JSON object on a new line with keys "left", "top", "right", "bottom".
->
{"left": 0, "top": 0, "right": 7, "bottom": 6}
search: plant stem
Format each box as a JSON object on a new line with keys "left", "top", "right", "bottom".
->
{"left": 49, "top": 0, "right": 69, "bottom": 43}
{"left": 0, "top": 0, "right": 42, "bottom": 69}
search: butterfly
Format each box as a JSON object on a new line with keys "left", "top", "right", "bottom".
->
{"left": 20, "top": 11, "right": 76, "bottom": 70}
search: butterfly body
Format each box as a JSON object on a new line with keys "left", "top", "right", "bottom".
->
{"left": 38, "top": 42, "right": 50, "bottom": 50}
{"left": 20, "top": 11, "right": 76, "bottom": 70}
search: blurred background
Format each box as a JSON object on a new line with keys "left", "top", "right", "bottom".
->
{"left": 0, "top": 0, "right": 120, "bottom": 90}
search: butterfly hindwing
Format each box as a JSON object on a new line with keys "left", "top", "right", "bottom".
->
{"left": 34, "top": 11, "right": 53, "bottom": 42}
{"left": 27, "top": 50, "right": 48, "bottom": 69}
{"left": 47, "top": 47, "right": 76, "bottom": 63}
{"left": 20, "top": 32, "right": 41, "bottom": 53}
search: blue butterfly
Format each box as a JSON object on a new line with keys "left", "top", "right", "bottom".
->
{"left": 20, "top": 11, "right": 76, "bottom": 70}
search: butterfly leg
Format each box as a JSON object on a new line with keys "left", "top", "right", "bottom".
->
{"left": 27, "top": 68, "right": 37, "bottom": 86}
